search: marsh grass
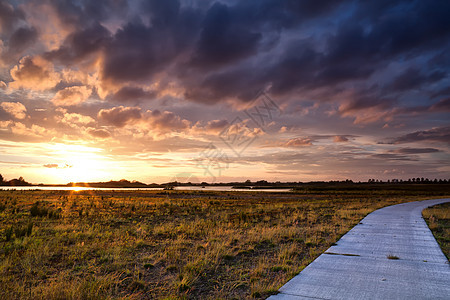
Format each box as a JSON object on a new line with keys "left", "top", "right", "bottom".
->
{"left": 422, "top": 202, "right": 450, "bottom": 260}
{"left": 1, "top": 185, "right": 449, "bottom": 299}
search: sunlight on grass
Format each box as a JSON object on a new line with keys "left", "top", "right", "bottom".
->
{"left": 423, "top": 202, "right": 450, "bottom": 260}
{"left": 0, "top": 186, "right": 449, "bottom": 299}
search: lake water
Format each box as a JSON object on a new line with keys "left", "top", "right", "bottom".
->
{"left": 0, "top": 186, "right": 292, "bottom": 192}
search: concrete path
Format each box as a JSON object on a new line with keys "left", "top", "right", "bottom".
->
{"left": 268, "top": 198, "right": 450, "bottom": 300}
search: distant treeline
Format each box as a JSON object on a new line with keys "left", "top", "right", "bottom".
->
{"left": 1, "top": 175, "right": 449, "bottom": 188}
{"left": 0, "top": 175, "right": 32, "bottom": 186}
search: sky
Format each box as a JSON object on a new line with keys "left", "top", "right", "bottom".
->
{"left": 0, "top": 0, "right": 449, "bottom": 184}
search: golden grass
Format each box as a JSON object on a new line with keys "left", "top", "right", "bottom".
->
{"left": 0, "top": 186, "right": 449, "bottom": 299}
{"left": 422, "top": 202, "right": 450, "bottom": 260}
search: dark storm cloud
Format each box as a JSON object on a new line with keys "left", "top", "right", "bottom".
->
{"left": 45, "top": 23, "right": 111, "bottom": 64}
{"left": 371, "top": 153, "right": 415, "bottom": 161}
{"left": 109, "top": 87, "right": 157, "bottom": 103}
{"left": 100, "top": 1, "right": 202, "bottom": 85}
{"left": 389, "top": 126, "right": 450, "bottom": 145}
{"left": 101, "top": 21, "right": 167, "bottom": 83}
{"left": 101, "top": 16, "right": 197, "bottom": 84}
{"left": 348, "top": 0, "right": 450, "bottom": 59}
{"left": 188, "top": 0, "right": 342, "bottom": 73}
{"left": 431, "top": 86, "right": 450, "bottom": 99}
{"left": 11, "top": 0, "right": 447, "bottom": 111}
{"left": 288, "top": 0, "right": 450, "bottom": 90}
{"left": 430, "top": 98, "right": 450, "bottom": 112}
{"left": 8, "top": 26, "right": 38, "bottom": 52}
{"left": 81, "top": 0, "right": 129, "bottom": 23}
{"left": 0, "top": 0, "right": 25, "bottom": 34}
{"left": 387, "top": 68, "right": 447, "bottom": 92}
{"left": 141, "top": 0, "right": 181, "bottom": 29}
{"left": 185, "top": 0, "right": 450, "bottom": 105}
{"left": 392, "top": 148, "right": 440, "bottom": 154}
{"left": 222, "top": 0, "right": 341, "bottom": 31}
{"left": 45, "top": 0, "right": 128, "bottom": 28}
{"left": 0, "top": 2, "right": 38, "bottom": 64}
{"left": 190, "top": 2, "right": 262, "bottom": 70}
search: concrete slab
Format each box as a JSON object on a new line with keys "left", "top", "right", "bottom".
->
{"left": 268, "top": 198, "right": 450, "bottom": 300}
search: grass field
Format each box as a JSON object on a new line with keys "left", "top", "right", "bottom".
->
{"left": 1, "top": 184, "right": 449, "bottom": 299}
{"left": 423, "top": 201, "right": 450, "bottom": 260}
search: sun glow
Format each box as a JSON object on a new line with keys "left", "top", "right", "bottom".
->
{"left": 44, "top": 143, "right": 115, "bottom": 183}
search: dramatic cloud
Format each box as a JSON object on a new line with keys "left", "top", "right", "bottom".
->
{"left": 58, "top": 112, "right": 95, "bottom": 127}
{"left": 334, "top": 135, "right": 348, "bottom": 143}
{"left": 109, "top": 86, "right": 157, "bottom": 103}
{"left": 190, "top": 2, "right": 262, "bottom": 70}
{"left": 98, "top": 106, "right": 142, "bottom": 127}
{"left": 44, "top": 22, "right": 110, "bottom": 65}
{"left": 145, "top": 109, "right": 190, "bottom": 132}
{"left": 0, "top": 1, "right": 24, "bottom": 34}
{"left": 1, "top": 102, "right": 27, "bottom": 119}
{"left": 285, "top": 137, "right": 313, "bottom": 147}
{"left": 9, "top": 56, "right": 60, "bottom": 90}
{"left": 51, "top": 86, "right": 92, "bottom": 106}
{"left": 0, "top": 0, "right": 448, "bottom": 183}
{"left": 392, "top": 148, "right": 440, "bottom": 154}
{"left": 430, "top": 97, "right": 450, "bottom": 111}
{"left": 390, "top": 126, "right": 450, "bottom": 145}
{"left": 204, "top": 119, "right": 229, "bottom": 133}
{"left": 86, "top": 127, "right": 111, "bottom": 138}
{"left": 387, "top": 68, "right": 446, "bottom": 92}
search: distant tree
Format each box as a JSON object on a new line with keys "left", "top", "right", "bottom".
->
{"left": 0, "top": 174, "right": 3, "bottom": 183}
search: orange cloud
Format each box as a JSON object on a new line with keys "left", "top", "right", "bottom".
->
{"left": 43, "top": 163, "right": 72, "bottom": 168}
{"left": 285, "top": 137, "right": 313, "bottom": 147}
{"left": 57, "top": 112, "right": 95, "bottom": 127}
{"left": 9, "top": 122, "right": 50, "bottom": 138}
{"left": 52, "top": 86, "right": 92, "bottom": 106}
{"left": 86, "top": 127, "right": 111, "bottom": 138}
{"left": 1, "top": 101, "right": 27, "bottom": 119}
{"left": 333, "top": 135, "right": 349, "bottom": 142}
{"left": 144, "top": 110, "right": 190, "bottom": 132}
{"left": 9, "top": 56, "right": 60, "bottom": 90}
{"left": 98, "top": 106, "right": 142, "bottom": 127}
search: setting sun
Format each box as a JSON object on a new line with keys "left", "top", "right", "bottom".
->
{"left": 42, "top": 144, "right": 113, "bottom": 183}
